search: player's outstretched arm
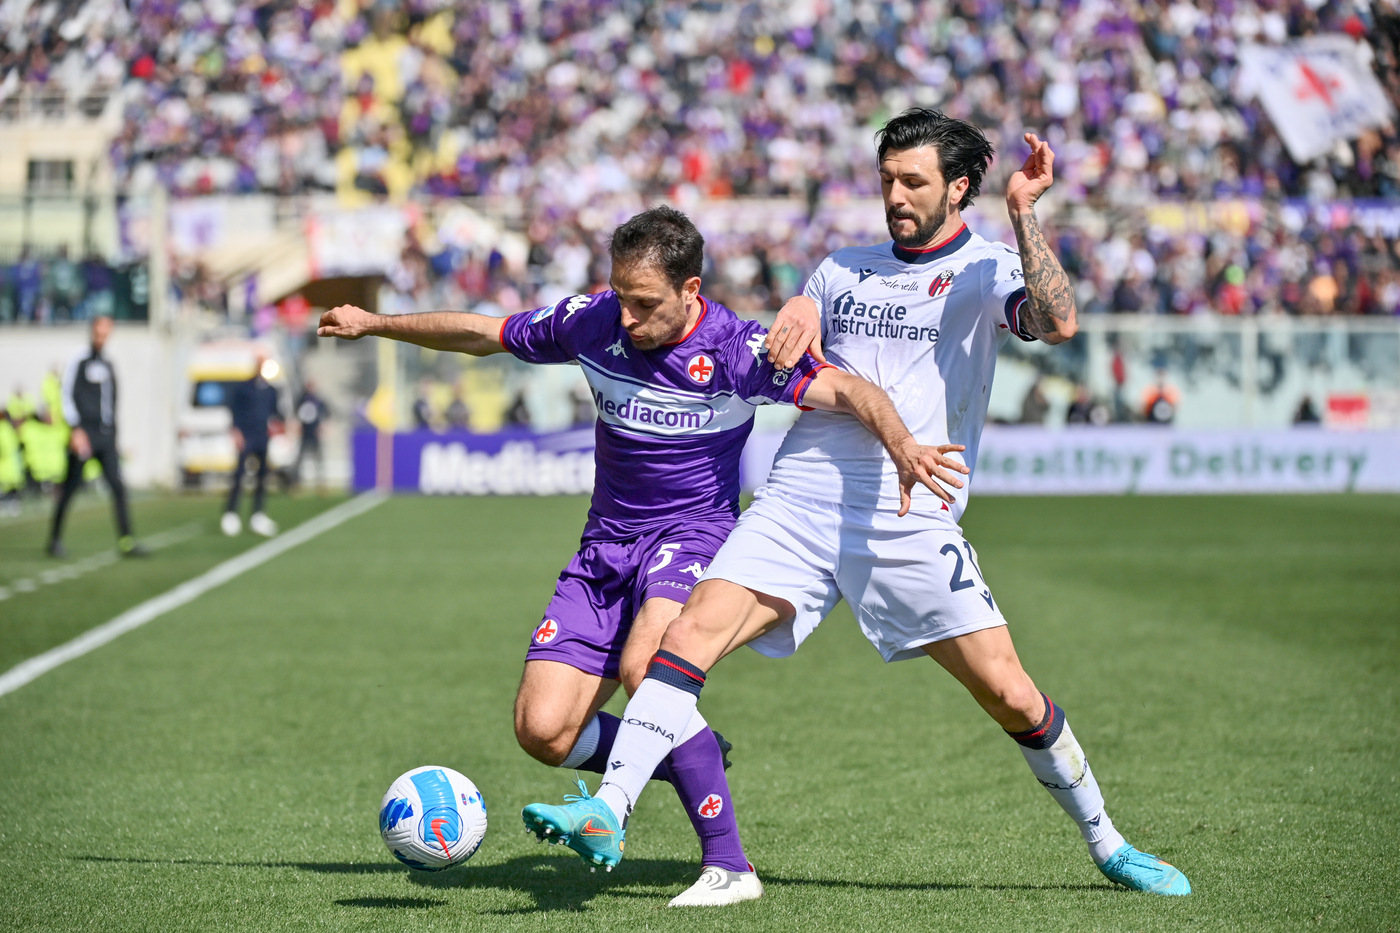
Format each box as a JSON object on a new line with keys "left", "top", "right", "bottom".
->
{"left": 317, "top": 305, "right": 509, "bottom": 356}
{"left": 800, "top": 369, "right": 970, "bottom": 515}
{"left": 764, "top": 295, "right": 826, "bottom": 369}
{"left": 1006, "top": 132, "right": 1078, "bottom": 345}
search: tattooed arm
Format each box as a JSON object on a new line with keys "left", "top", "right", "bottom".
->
{"left": 1006, "top": 133, "right": 1078, "bottom": 345}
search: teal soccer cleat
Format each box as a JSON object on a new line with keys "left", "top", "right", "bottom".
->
{"left": 521, "top": 779, "right": 626, "bottom": 871}
{"left": 1096, "top": 843, "right": 1192, "bottom": 895}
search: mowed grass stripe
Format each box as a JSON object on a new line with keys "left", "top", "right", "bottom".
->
{"left": 0, "top": 492, "right": 385, "bottom": 698}
{"left": 0, "top": 495, "right": 1396, "bottom": 933}
{"left": 0, "top": 494, "right": 352, "bottom": 672}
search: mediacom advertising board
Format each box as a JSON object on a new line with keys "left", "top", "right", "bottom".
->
{"left": 353, "top": 428, "right": 596, "bottom": 495}
{"left": 354, "top": 427, "right": 1400, "bottom": 496}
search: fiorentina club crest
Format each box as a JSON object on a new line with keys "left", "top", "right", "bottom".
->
{"left": 533, "top": 619, "right": 559, "bottom": 645}
{"left": 687, "top": 354, "right": 715, "bottom": 385}
{"left": 928, "top": 269, "right": 955, "bottom": 298}
{"left": 697, "top": 793, "right": 724, "bottom": 819}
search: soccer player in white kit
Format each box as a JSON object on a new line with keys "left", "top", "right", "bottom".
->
{"left": 523, "top": 109, "right": 1191, "bottom": 897}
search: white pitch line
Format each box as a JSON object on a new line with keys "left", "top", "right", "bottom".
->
{"left": 0, "top": 492, "right": 386, "bottom": 699}
{"left": 0, "top": 523, "right": 204, "bottom": 603}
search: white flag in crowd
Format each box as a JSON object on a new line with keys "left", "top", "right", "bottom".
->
{"left": 1239, "top": 36, "right": 1395, "bottom": 164}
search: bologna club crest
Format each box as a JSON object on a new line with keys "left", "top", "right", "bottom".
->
{"left": 928, "top": 269, "right": 956, "bottom": 298}
{"left": 687, "top": 354, "right": 715, "bottom": 385}
{"left": 533, "top": 619, "right": 559, "bottom": 644}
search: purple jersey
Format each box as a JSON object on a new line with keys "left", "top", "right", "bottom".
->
{"left": 501, "top": 291, "right": 827, "bottom": 536}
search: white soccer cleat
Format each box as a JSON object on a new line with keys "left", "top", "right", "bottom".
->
{"left": 220, "top": 512, "right": 241, "bottom": 537}
{"left": 249, "top": 512, "right": 278, "bottom": 537}
{"left": 667, "top": 864, "right": 763, "bottom": 907}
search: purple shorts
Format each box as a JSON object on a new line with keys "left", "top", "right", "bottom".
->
{"left": 525, "top": 518, "right": 733, "bottom": 679}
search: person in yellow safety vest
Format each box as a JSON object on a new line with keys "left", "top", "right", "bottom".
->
{"left": 39, "top": 368, "right": 82, "bottom": 484}
{"left": 0, "top": 407, "right": 21, "bottom": 512}
{"left": 29, "top": 406, "right": 72, "bottom": 486}
{"left": 6, "top": 386, "right": 35, "bottom": 421}
{"left": 5, "top": 388, "right": 37, "bottom": 490}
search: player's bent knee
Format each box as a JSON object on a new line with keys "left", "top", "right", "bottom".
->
{"left": 619, "top": 657, "right": 648, "bottom": 696}
{"left": 513, "top": 702, "right": 581, "bottom": 767}
{"left": 513, "top": 717, "right": 575, "bottom": 767}
{"left": 658, "top": 611, "right": 725, "bottom": 665}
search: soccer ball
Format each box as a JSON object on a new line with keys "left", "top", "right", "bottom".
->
{"left": 378, "top": 766, "right": 488, "bottom": 870}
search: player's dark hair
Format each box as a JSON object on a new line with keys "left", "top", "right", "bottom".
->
{"left": 608, "top": 206, "right": 704, "bottom": 293}
{"left": 875, "top": 109, "right": 995, "bottom": 211}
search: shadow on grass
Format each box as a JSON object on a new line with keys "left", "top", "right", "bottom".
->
{"left": 74, "top": 854, "right": 1110, "bottom": 913}
{"left": 335, "top": 897, "right": 445, "bottom": 909}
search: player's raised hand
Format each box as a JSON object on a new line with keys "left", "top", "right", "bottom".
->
{"left": 894, "top": 442, "right": 970, "bottom": 517}
{"left": 765, "top": 295, "right": 826, "bottom": 369}
{"left": 318, "top": 304, "right": 377, "bottom": 340}
{"left": 1006, "top": 132, "right": 1055, "bottom": 214}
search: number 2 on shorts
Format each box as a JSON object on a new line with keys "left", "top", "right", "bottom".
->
{"left": 940, "top": 541, "right": 984, "bottom": 592}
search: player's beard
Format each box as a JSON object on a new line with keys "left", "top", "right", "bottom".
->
{"left": 886, "top": 194, "right": 950, "bottom": 248}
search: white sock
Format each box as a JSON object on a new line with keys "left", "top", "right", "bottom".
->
{"left": 594, "top": 679, "right": 699, "bottom": 822}
{"left": 1017, "top": 721, "right": 1127, "bottom": 864}
{"left": 559, "top": 715, "right": 601, "bottom": 769}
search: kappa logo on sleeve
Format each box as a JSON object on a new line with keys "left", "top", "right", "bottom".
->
{"left": 561, "top": 294, "right": 591, "bottom": 321}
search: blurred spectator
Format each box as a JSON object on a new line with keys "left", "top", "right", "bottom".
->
{"left": 292, "top": 378, "right": 330, "bottom": 489}
{"left": 1066, "top": 385, "right": 1111, "bottom": 426}
{"left": 1019, "top": 376, "right": 1050, "bottom": 425}
{"left": 411, "top": 379, "right": 434, "bottom": 431}
{"left": 569, "top": 381, "right": 597, "bottom": 427}
{"left": 1293, "top": 394, "right": 1322, "bottom": 424}
{"left": 1142, "top": 371, "right": 1181, "bottom": 424}
{"left": 444, "top": 385, "right": 469, "bottom": 430}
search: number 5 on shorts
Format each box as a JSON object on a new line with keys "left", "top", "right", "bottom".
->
{"left": 648, "top": 543, "right": 680, "bottom": 573}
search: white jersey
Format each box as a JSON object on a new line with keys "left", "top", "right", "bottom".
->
{"left": 765, "top": 224, "right": 1034, "bottom": 521}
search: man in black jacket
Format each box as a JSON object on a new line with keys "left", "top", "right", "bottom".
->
{"left": 291, "top": 378, "right": 330, "bottom": 489}
{"left": 47, "top": 315, "right": 146, "bottom": 558}
{"left": 221, "top": 352, "right": 283, "bottom": 537}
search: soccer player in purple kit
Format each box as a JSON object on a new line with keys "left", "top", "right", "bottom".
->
{"left": 318, "top": 207, "right": 964, "bottom": 906}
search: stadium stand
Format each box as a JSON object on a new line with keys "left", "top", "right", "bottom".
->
{"left": 1, "top": 0, "right": 1397, "bottom": 321}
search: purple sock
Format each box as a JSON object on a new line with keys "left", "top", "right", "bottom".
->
{"left": 579, "top": 712, "right": 670, "bottom": 782}
{"left": 665, "top": 728, "right": 749, "bottom": 872}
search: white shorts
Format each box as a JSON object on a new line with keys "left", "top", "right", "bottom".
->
{"left": 703, "top": 489, "right": 1007, "bottom": 662}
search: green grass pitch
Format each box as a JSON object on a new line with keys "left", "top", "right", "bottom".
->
{"left": 0, "top": 492, "right": 1397, "bottom": 931}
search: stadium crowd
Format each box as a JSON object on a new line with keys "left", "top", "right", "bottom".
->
{"left": 0, "top": 249, "right": 150, "bottom": 323}
{"left": 2, "top": 0, "right": 1398, "bottom": 316}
